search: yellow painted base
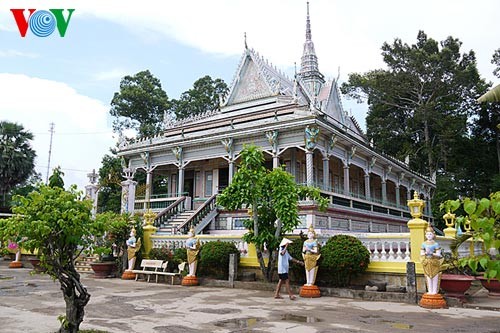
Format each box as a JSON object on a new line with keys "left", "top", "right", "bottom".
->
{"left": 299, "top": 285, "right": 321, "bottom": 298}
{"left": 121, "top": 270, "right": 136, "bottom": 280}
{"left": 9, "top": 261, "right": 23, "bottom": 269}
{"left": 419, "top": 293, "right": 447, "bottom": 309}
{"left": 181, "top": 275, "right": 199, "bottom": 286}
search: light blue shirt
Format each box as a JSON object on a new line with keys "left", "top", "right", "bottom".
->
{"left": 278, "top": 248, "right": 292, "bottom": 274}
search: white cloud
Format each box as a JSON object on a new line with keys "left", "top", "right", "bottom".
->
{"left": 0, "top": 49, "right": 38, "bottom": 58}
{"left": 2, "top": 0, "right": 497, "bottom": 83}
{"left": 0, "top": 73, "right": 116, "bottom": 191}
{"left": 93, "top": 68, "right": 128, "bottom": 81}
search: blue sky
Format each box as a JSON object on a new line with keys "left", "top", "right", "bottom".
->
{"left": 1, "top": 0, "right": 499, "bottom": 190}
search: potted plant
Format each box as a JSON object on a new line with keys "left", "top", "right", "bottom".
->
{"left": 89, "top": 212, "right": 142, "bottom": 278}
{"left": 439, "top": 252, "right": 475, "bottom": 301}
{"left": 441, "top": 191, "right": 500, "bottom": 297}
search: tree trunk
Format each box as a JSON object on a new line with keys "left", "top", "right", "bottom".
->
{"left": 497, "top": 129, "right": 500, "bottom": 174}
{"left": 423, "top": 116, "right": 434, "bottom": 177}
{"left": 57, "top": 268, "right": 91, "bottom": 333}
{"left": 255, "top": 247, "right": 270, "bottom": 282}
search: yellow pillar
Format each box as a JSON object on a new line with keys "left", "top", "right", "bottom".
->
{"left": 240, "top": 243, "right": 260, "bottom": 267}
{"left": 142, "top": 209, "right": 157, "bottom": 259}
{"left": 407, "top": 192, "right": 426, "bottom": 269}
{"left": 407, "top": 217, "right": 427, "bottom": 263}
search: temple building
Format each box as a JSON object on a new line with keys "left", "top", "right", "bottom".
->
{"left": 116, "top": 3, "right": 435, "bottom": 236}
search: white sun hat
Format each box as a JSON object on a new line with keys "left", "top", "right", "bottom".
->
{"left": 279, "top": 238, "right": 293, "bottom": 247}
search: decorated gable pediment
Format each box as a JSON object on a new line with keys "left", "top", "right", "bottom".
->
{"left": 227, "top": 55, "right": 273, "bottom": 105}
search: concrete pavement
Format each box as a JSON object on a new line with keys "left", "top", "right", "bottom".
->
{"left": 1, "top": 262, "right": 500, "bottom": 333}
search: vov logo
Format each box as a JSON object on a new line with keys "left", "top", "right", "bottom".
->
{"left": 11, "top": 9, "right": 75, "bottom": 37}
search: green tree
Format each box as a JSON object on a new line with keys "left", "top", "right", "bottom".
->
{"left": 492, "top": 48, "right": 500, "bottom": 79}
{"left": 97, "top": 154, "right": 123, "bottom": 213}
{"left": 8, "top": 172, "right": 42, "bottom": 205}
{"left": 217, "top": 145, "right": 328, "bottom": 282}
{"left": 48, "top": 166, "right": 65, "bottom": 189}
{"left": 172, "top": 75, "right": 228, "bottom": 120}
{"left": 341, "top": 31, "right": 487, "bottom": 178}
{"left": 0, "top": 121, "right": 36, "bottom": 208}
{"left": 0, "top": 185, "right": 107, "bottom": 333}
{"left": 110, "top": 70, "right": 170, "bottom": 138}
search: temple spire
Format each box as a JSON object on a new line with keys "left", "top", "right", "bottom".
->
{"left": 298, "top": 1, "right": 324, "bottom": 97}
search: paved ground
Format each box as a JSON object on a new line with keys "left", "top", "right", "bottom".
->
{"left": 1, "top": 262, "right": 500, "bottom": 333}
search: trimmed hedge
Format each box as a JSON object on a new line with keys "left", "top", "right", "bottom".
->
{"left": 318, "top": 234, "right": 370, "bottom": 287}
{"left": 198, "top": 241, "right": 240, "bottom": 279}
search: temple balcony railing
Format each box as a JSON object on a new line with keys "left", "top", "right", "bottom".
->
{"left": 148, "top": 232, "right": 481, "bottom": 274}
{"left": 134, "top": 192, "right": 189, "bottom": 214}
{"left": 299, "top": 182, "right": 432, "bottom": 223}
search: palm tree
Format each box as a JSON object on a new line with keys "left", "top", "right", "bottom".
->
{"left": 0, "top": 121, "right": 36, "bottom": 208}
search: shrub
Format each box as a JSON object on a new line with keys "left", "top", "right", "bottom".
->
{"left": 173, "top": 247, "right": 187, "bottom": 265}
{"left": 318, "top": 234, "right": 370, "bottom": 287}
{"left": 198, "top": 241, "right": 240, "bottom": 279}
{"left": 149, "top": 246, "right": 175, "bottom": 271}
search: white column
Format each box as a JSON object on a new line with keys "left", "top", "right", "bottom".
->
{"left": 273, "top": 155, "right": 279, "bottom": 169}
{"left": 85, "top": 184, "right": 99, "bottom": 218}
{"left": 121, "top": 179, "right": 137, "bottom": 214}
{"left": 290, "top": 148, "right": 297, "bottom": 179}
{"left": 395, "top": 185, "right": 401, "bottom": 207}
{"left": 343, "top": 164, "right": 350, "bottom": 195}
{"left": 382, "top": 180, "right": 387, "bottom": 204}
{"left": 364, "top": 172, "right": 370, "bottom": 199}
{"left": 306, "top": 151, "right": 314, "bottom": 186}
{"left": 229, "top": 161, "right": 234, "bottom": 185}
{"left": 178, "top": 167, "right": 184, "bottom": 196}
{"left": 144, "top": 170, "right": 153, "bottom": 210}
{"left": 322, "top": 156, "right": 329, "bottom": 191}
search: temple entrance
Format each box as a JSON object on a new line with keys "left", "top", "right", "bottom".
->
{"left": 218, "top": 167, "right": 229, "bottom": 192}
{"left": 184, "top": 170, "right": 194, "bottom": 209}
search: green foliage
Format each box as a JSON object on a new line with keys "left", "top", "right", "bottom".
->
{"left": 0, "top": 121, "right": 36, "bottom": 207}
{"left": 198, "top": 241, "right": 239, "bottom": 279}
{"left": 318, "top": 235, "right": 370, "bottom": 287}
{"left": 48, "top": 166, "right": 65, "bottom": 189}
{"left": 441, "top": 191, "right": 500, "bottom": 280}
{"left": 217, "top": 145, "right": 328, "bottom": 281}
{"left": 172, "top": 75, "right": 228, "bottom": 120}
{"left": 149, "top": 245, "right": 176, "bottom": 271}
{"left": 110, "top": 70, "right": 170, "bottom": 138}
{"left": 492, "top": 48, "right": 500, "bottom": 79}
{"left": 341, "top": 31, "right": 497, "bottom": 198}
{"left": 97, "top": 154, "right": 123, "bottom": 213}
{"left": 0, "top": 185, "right": 101, "bottom": 332}
{"left": 173, "top": 247, "right": 187, "bottom": 265}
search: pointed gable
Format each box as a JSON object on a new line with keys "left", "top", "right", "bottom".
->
{"left": 224, "top": 48, "right": 305, "bottom": 107}
{"left": 225, "top": 51, "right": 273, "bottom": 105}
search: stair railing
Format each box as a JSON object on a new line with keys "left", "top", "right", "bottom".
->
{"left": 176, "top": 193, "right": 218, "bottom": 234}
{"left": 154, "top": 196, "right": 186, "bottom": 227}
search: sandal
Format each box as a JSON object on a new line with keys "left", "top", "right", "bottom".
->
{"left": 274, "top": 295, "right": 283, "bottom": 299}
{"left": 289, "top": 295, "right": 296, "bottom": 300}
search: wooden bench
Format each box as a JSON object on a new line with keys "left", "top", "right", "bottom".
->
{"left": 155, "top": 262, "right": 186, "bottom": 285}
{"left": 131, "top": 259, "right": 164, "bottom": 283}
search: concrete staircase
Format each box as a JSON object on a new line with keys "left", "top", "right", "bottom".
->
{"left": 75, "top": 256, "right": 96, "bottom": 274}
{"left": 158, "top": 210, "right": 196, "bottom": 234}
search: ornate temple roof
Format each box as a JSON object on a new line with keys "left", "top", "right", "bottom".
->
{"left": 158, "top": 2, "right": 365, "bottom": 141}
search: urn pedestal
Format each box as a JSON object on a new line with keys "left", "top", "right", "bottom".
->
{"left": 9, "top": 261, "right": 23, "bottom": 268}
{"left": 121, "top": 270, "right": 136, "bottom": 280}
{"left": 299, "top": 285, "right": 321, "bottom": 298}
{"left": 419, "top": 293, "right": 447, "bottom": 309}
{"left": 181, "top": 275, "right": 199, "bottom": 286}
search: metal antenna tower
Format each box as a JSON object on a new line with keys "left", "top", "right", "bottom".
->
{"left": 46, "top": 122, "right": 55, "bottom": 183}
